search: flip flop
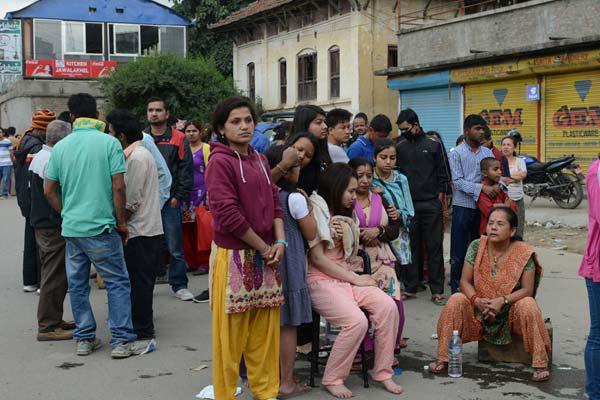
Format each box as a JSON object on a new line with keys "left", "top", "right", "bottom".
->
{"left": 532, "top": 368, "right": 550, "bottom": 382}
{"left": 278, "top": 383, "right": 311, "bottom": 399}
{"left": 428, "top": 360, "right": 448, "bottom": 374}
{"left": 431, "top": 296, "right": 447, "bottom": 306}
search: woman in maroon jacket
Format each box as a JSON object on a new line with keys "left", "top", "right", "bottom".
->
{"left": 206, "top": 96, "right": 286, "bottom": 400}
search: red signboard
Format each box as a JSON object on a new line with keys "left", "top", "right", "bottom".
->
{"left": 25, "top": 59, "right": 117, "bottom": 79}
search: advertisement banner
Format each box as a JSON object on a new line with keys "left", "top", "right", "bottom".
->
{"left": 545, "top": 70, "right": 600, "bottom": 173}
{"left": 25, "top": 59, "right": 117, "bottom": 79}
{"left": 0, "top": 19, "right": 22, "bottom": 75}
{"left": 465, "top": 78, "right": 539, "bottom": 158}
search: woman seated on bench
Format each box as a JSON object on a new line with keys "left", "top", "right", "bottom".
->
{"left": 429, "top": 206, "right": 551, "bottom": 382}
{"left": 308, "top": 163, "right": 403, "bottom": 398}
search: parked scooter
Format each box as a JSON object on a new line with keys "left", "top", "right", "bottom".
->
{"left": 508, "top": 130, "right": 585, "bottom": 209}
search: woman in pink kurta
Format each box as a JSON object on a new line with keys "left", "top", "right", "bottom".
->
{"left": 580, "top": 158, "right": 600, "bottom": 399}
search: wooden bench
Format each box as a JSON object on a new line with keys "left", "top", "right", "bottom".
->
{"left": 477, "top": 318, "right": 553, "bottom": 365}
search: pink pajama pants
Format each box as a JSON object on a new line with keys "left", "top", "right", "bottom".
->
{"left": 309, "top": 279, "right": 399, "bottom": 386}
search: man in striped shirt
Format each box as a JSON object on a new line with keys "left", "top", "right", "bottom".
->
{"left": 449, "top": 115, "right": 498, "bottom": 293}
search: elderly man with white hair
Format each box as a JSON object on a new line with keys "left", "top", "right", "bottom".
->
{"left": 28, "top": 120, "right": 74, "bottom": 341}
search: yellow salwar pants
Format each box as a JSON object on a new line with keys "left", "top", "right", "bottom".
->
{"left": 211, "top": 247, "right": 280, "bottom": 400}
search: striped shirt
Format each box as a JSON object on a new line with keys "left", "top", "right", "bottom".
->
{"left": 449, "top": 142, "right": 493, "bottom": 209}
{"left": 0, "top": 138, "right": 12, "bottom": 167}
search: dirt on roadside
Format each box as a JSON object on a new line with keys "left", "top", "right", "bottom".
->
{"left": 525, "top": 225, "right": 588, "bottom": 255}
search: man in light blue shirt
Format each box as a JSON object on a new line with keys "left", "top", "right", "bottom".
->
{"left": 347, "top": 114, "right": 392, "bottom": 161}
{"left": 449, "top": 114, "right": 498, "bottom": 293}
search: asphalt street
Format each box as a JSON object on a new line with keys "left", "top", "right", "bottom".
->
{"left": 0, "top": 197, "right": 588, "bottom": 400}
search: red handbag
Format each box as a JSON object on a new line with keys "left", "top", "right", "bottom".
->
{"left": 195, "top": 205, "right": 213, "bottom": 252}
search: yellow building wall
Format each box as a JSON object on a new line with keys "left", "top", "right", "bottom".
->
{"left": 465, "top": 78, "right": 539, "bottom": 157}
{"left": 545, "top": 70, "right": 600, "bottom": 172}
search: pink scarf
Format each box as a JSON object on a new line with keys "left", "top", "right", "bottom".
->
{"left": 354, "top": 192, "right": 383, "bottom": 228}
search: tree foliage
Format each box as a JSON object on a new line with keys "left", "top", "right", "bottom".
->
{"left": 101, "top": 54, "right": 236, "bottom": 122}
{"left": 172, "top": 0, "right": 251, "bottom": 76}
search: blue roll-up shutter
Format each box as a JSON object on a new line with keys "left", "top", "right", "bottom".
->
{"left": 400, "top": 86, "right": 462, "bottom": 152}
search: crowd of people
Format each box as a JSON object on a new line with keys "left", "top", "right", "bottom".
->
{"left": 4, "top": 91, "right": 598, "bottom": 399}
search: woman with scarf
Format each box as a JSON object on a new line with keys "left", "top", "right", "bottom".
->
{"left": 369, "top": 138, "right": 416, "bottom": 301}
{"left": 308, "top": 163, "right": 403, "bottom": 399}
{"left": 349, "top": 157, "right": 405, "bottom": 355}
{"left": 206, "top": 96, "right": 286, "bottom": 400}
{"left": 429, "top": 206, "right": 551, "bottom": 382}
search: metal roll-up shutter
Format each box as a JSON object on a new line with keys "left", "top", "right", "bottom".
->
{"left": 400, "top": 85, "right": 462, "bottom": 152}
{"left": 545, "top": 70, "right": 600, "bottom": 173}
{"left": 465, "top": 78, "right": 539, "bottom": 157}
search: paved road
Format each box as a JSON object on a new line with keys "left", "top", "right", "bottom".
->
{"left": 524, "top": 197, "right": 588, "bottom": 228}
{"left": 0, "top": 197, "right": 588, "bottom": 400}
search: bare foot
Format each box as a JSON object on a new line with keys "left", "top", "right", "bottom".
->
{"left": 377, "top": 378, "right": 403, "bottom": 395}
{"left": 324, "top": 384, "right": 353, "bottom": 399}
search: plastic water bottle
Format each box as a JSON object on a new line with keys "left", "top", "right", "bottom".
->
{"left": 448, "top": 330, "right": 463, "bottom": 378}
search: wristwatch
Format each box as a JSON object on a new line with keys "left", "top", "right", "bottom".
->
{"left": 503, "top": 296, "right": 510, "bottom": 306}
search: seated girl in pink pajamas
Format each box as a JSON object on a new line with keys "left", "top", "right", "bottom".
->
{"left": 307, "top": 163, "right": 403, "bottom": 399}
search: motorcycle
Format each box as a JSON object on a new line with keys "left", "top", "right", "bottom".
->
{"left": 521, "top": 154, "right": 585, "bottom": 209}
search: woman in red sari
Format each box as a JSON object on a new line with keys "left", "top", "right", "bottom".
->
{"left": 429, "top": 206, "right": 551, "bottom": 382}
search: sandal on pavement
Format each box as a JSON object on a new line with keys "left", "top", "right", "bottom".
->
{"left": 428, "top": 360, "right": 448, "bottom": 374}
{"left": 431, "top": 295, "right": 447, "bottom": 306}
{"left": 532, "top": 368, "right": 550, "bottom": 382}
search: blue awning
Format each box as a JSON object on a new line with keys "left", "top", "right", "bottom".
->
{"left": 6, "top": 0, "right": 191, "bottom": 26}
{"left": 388, "top": 71, "right": 456, "bottom": 91}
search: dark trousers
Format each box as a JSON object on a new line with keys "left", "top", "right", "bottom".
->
{"left": 450, "top": 206, "right": 480, "bottom": 293}
{"left": 406, "top": 198, "right": 445, "bottom": 295}
{"left": 585, "top": 278, "right": 600, "bottom": 400}
{"left": 23, "top": 218, "right": 41, "bottom": 286}
{"left": 35, "top": 228, "right": 68, "bottom": 332}
{"left": 124, "top": 235, "right": 161, "bottom": 340}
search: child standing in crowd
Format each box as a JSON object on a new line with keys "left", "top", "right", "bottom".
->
{"left": 308, "top": 163, "right": 402, "bottom": 399}
{"left": 477, "top": 157, "right": 515, "bottom": 235}
{"left": 350, "top": 157, "right": 406, "bottom": 358}
{"left": 501, "top": 136, "right": 527, "bottom": 239}
{"left": 267, "top": 132, "right": 321, "bottom": 398}
{"left": 206, "top": 96, "right": 286, "bottom": 400}
{"left": 182, "top": 120, "right": 211, "bottom": 275}
{"left": 350, "top": 112, "right": 368, "bottom": 145}
{"left": 371, "top": 139, "right": 415, "bottom": 300}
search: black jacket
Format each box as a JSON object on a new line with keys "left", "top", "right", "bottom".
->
{"left": 13, "top": 132, "right": 44, "bottom": 218}
{"left": 395, "top": 130, "right": 450, "bottom": 202}
{"left": 145, "top": 126, "right": 193, "bottom": 202}
{"left": 28, "top": 151, "right": 61, "bottom": 229}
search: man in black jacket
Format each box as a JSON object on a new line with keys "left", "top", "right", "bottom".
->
{"left": 29, "top": 120, "right": 74, "bottom": 341}
{"left": 14, "top": 110, "right": 56, "bottom": 292}
{"left": 396, "top": 108, "right": 450, "bottom": 305}
{"left": 145, "top": 97, "right": 194, "bottom": 301}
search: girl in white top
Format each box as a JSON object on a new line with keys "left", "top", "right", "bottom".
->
{"left": 501, "top": 136, "right": 527, "bottom": 238}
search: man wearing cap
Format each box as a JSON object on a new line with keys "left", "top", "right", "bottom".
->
{"left": 14, "top": 109, "right": 56, "bottom": 293}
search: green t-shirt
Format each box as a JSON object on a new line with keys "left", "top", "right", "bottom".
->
{"left": 46, "top": 118, "right": 126, "bottom": 237}
{"left": 465, "top": 239, "right": 535, "bottom": 276}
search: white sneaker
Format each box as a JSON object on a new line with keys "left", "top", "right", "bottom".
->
{"left": 175, "top": 288, "right": 194, "bottom": 301}
{"left": 23, "top": 285, "right": 39, "bottom": 293}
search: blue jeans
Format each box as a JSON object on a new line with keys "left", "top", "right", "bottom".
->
{"left": 450, "top": 206, "right": 480, "bottom": 293}
{"left": 65, "top": 230, "right": 136, "bottom": 347}
{"left": 586, "top": 278, "right": 600, "bottom": 399}
{"left": 161, "top": 205, "right": 188, "bottom": 292}
{"left": 0, "top": 165, "right": 11, "bottom": 196}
